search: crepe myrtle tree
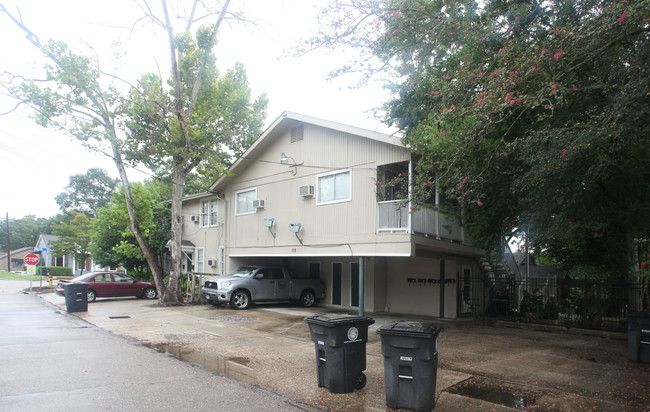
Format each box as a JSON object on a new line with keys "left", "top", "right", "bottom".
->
{"left": 0, "top": 0, "right": 267, "bottom": 304}
{"left": 301, "top": 0, "right": 650, "bottom": 286}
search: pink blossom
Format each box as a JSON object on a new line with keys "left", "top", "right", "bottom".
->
{"left": 541, "top": 49, "right": 547, "bottom": 54}
{"left": 479, "top": 72, "right": 485, "bottom": 77}
{"left": 463, "top": 178, "right": 468, "bottom": 183}
{"left": 554, "top": 52, "right": 563, "bottom": 60}
{"left": 615, "top": 133, "right": 620, "bottom": 137}
{"left": 531, "top": 66, "right": 536, "bottom": 72}
{"left": 498, "top": 48, "right": 503, "bottom": 54}
{"left": 451, "top": 105, "right": 456, "bottom": 110}
{"left": 477, "top": 201, "right": 484, "bottom": 207}
{"left": 503, "top": 152, "right": 508, "bottom": 157}
{"left": 510, "top": 99, "right": 516, "bottom": 105}
{"left": 410, "top": 205, "right": 415, "bottom": 210}
{"left": 642, "top": 262, "right": 648, "bottom": 268}
{"left": 619, "top": 10, "right": 628, "bottom": 23}
{"left": 594, "top": 233, "right": 599, "bottom": 238}
{"left": 465, "top": 55, "right": 469, "bottom": 60}
{"left": 410, "top": 82, "right": 416, "bottom": 87}
{"left": 561, "top": 148, "right": 568, "bottom": 156}
{"left": 459, "top": 184, "right": 464, "bottom": 190}
{"left": 573, "top": 86, "right": 578, "bottom": 91}
{"left": 470, "top": 73, "right": 475, "bottom": 77}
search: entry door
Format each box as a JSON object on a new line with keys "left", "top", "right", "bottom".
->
{"left": 350, "top": 262, "right": 359, "bottom": 307}
{"left": 332, "top": 263, "right": 342, "bottom": 305}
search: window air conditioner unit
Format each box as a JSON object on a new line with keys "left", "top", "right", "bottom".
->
{"left": 253, "top": 199, "right": 265, "bottom": 209}
{"left": 208, "top": 259, "right": 216, "bottom": 267}
{"left": 190, "top": 215, "right": 199, "bottom": 223}
{"left": 300, "top": 185, "right": 314, "bottom": 197}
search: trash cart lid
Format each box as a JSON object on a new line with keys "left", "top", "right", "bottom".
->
{"left": 305, "top": 313, "right": 375, "bottom": 327}
{"left": 377, "top": 321, "right": 440, "bottom": 338}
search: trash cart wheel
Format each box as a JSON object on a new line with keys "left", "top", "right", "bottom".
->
{"left": 354, "top": 372, "right": 367, "bottom": 390}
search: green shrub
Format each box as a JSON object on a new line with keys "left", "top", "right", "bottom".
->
{"left": 43, "top": 266, "right": 73, "bottom": 276}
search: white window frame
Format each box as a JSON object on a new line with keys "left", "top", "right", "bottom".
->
{"left": 195, "top": 247, "right": 205, "bottom": 273}
{"left": 235, "top": 188, "right": 258, "bottom": 215}
{"left": 316, "top": 169, "right": 351, "bottom": 205}
{"left": 200, "top": 199, "right": 218, "bottom": 227}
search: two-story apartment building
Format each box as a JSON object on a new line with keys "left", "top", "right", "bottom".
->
{"left": 179, "top": 112, "right": 486, "bottom": 317}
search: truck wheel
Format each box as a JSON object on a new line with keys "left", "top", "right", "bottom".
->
{"left": 300, "top": 290, "right": 316, "bottom": 307}
{"left": 230, "top": 290, "right": 251, "bottom": 310}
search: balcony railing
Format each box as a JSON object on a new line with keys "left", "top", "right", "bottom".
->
{"left": 377, "top": 200, "right": 465, "bottom": 242}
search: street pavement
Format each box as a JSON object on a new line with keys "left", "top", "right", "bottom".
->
{"left": 3, "top": 278, "right": 650, "bottom": 411}
{"left": 0, "top": 280, "right": 308, "bottom": 412}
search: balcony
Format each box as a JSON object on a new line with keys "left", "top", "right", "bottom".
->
{"left": 377, "top": 200, "right": 466, "bottom": 242}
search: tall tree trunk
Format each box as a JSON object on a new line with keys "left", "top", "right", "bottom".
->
{"left": 107, "top": 130, "right": 166, "bottom": 302}
{"left": 167, "top": 165, "right": 187, "bottom": 304}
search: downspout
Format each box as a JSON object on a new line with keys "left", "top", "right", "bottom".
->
{"left": 440, "top": 259, "right": 445, "bottom": 319}
{"left": 359, "top": 256, "right": 365, "bottom": 316}
{"left": 408, "top": 159, "right": 413, "bottom": 233}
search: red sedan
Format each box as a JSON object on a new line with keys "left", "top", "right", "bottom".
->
{"left": 56, "top": 271, "right": 158, "bottom": 302}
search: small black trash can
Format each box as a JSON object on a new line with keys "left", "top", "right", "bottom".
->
{"left": 628, "top": 312, "right": 650, "bottom": 363}
{"left": 64, "top": 283, "right": 89, "bottom": 313}
{"left": 377, "top": 321, "right": 441, "bottom": 412}
{"left": 305, "top": 313, "right": 375, "bottom": 393}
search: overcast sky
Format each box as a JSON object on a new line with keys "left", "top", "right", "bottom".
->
{"left": 0, "top": 0, "right": 392, "bottom": 219}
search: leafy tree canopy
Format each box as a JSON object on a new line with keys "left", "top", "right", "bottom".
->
{"left": 55, "top": 168, "right": 119, "bottom": 217}
{"left": 0, "top": 215, "right": 53, "bottom": 250}
{"left": 91, "top": 181, "right": 170, "bottom": 276}
{"left": 306, "top": 0, "right": 650, "bottom": 279}
{"left": 50, "top": 211, "right": 92, "bottom": 271}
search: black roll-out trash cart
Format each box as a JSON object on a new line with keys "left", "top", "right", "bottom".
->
{"left": 377, "top": 321, "right": 441, "bottom": 412}
{"left": 64, "top": 283, "right": 89, "bottom": 313}
{"left": 305, "top": 313, "right": 375, "bottom": 393}
{"left": 628, "top": 312, "right": 650, "bottom": 363}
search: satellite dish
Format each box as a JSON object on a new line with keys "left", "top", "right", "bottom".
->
{"left": 288, "top": 222, "right": 302, "bottom": 233}
{"left": 262, "top": 217, "right": 275, "bottom": 228}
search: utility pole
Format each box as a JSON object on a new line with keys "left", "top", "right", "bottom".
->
{"left": 6, "top": 212, "right": 10, "bottom": 272}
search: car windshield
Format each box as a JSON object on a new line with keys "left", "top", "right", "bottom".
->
{"left": 227, "top": 266, "right": 257, "bottom": 278}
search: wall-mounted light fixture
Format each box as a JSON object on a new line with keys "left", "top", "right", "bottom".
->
{"left": 280, "top": 152, "right": 303, "bottom": 175}
{"left": 288, "top": 221, "right": 303, "bottom": 244}
{"left": 262, "top": 217, "right": 276, "bottom": 238}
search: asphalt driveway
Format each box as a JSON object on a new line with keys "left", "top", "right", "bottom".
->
{"left": 32, "top": 284, "right": 650, "bottom": 411}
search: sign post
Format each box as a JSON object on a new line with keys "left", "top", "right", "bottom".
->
{"left": 24, "top": 254, "right": 40, "bottom": 292}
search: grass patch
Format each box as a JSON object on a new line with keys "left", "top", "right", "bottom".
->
{"left": 0, "top": 270, "right": 47, "bottom": 280}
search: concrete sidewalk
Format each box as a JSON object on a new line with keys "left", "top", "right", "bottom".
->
{"left": 39, "top": 291, "right": 649, "bottom": 411}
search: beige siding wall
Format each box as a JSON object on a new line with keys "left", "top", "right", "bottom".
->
{"left": 384, "top": 256, "right": 460, "bottom": 317}
{"left": 181, "top": 196, "right": 225, "bottom": 275}
{"left": 224, "top": 123, "right": 410, "bottom": 257}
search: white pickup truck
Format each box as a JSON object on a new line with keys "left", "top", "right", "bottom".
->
{"left": 201, "top": 265, "right": 325, "bottom": 310}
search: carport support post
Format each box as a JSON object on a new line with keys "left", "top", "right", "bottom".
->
{"left": 439, "top": 259, "right": 445, "bottom": 319}
{"left": 359, "top": 257, "right": 365, "bottom": 316}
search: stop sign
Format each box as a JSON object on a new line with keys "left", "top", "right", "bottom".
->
{"left": 23, "top": 253, "right": 39, "bottom": 266}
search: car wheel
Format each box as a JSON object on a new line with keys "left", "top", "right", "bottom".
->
{"left": 87, "top": 289, "right": 96, "bottom": 303}
{"left": 300, "top": 290, "right": 316, "bottom": 307}
{"left": 143, "top": 287, "right": 157, "bottom": 299}
{"left": 230, "top": 290, "right": 251, "bottom": 310}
